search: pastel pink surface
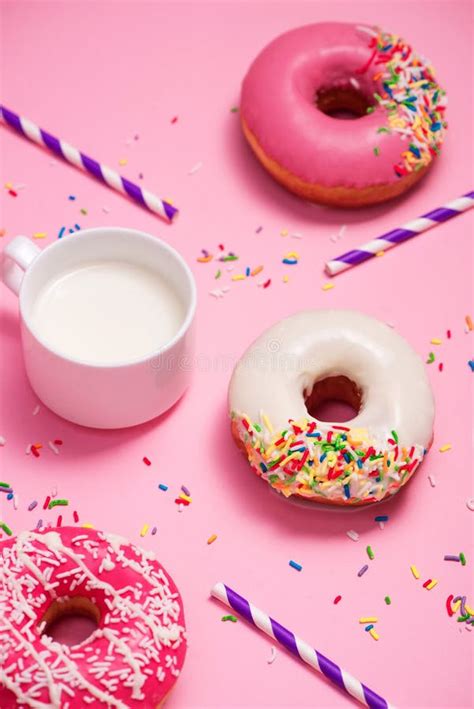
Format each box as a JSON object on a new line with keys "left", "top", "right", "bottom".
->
{"left": 241, "top": 22, "right": 413, "bottom": 186}
{"left": 0, "top": 2, "right": 472, "bottom": 708}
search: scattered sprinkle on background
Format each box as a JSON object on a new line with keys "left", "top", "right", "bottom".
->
{"left": 0, "top": 2, "right": 472, "bottom": 708}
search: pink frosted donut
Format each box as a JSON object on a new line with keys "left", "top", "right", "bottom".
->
{"left": 0, "top": 527, "right": 186, "bottom": 708}
{"left": 241, "top": 23, "right": 447, "bottom": 207}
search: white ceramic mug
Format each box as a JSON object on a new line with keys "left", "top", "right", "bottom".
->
{"left": 1, "top": 227, "right": 196, "bottom": 428}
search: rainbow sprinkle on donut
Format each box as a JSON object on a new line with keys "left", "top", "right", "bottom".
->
{"left": 361, "top": 26, "right": 448, "bottom": 176}
{"left": 232, "top": 413, "right": 426, "bottom": 504}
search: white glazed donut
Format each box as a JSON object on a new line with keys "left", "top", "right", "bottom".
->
{"left": 229, "top": 309, "right": 434, "bottom": 506}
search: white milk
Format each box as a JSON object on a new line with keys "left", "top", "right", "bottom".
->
{"left": 30, "top": 260, "right": 185, "bottom": 364}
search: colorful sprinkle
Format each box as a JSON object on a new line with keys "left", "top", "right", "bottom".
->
{"left": 48, "top": 441, "right": 60, "bottom": 455}
{"left": 465, "top": 315, "right": 473, "bottom": 331}
{"left": 28, "top": 501, "right": 38, "bottom": 511}
{"left": 369, "top": 628, "right": 379, "bottom": 641}
{"left": 0, "top": 522, "right": 13, "bottom": 536}
{"left": 233, "top": 414, "right": 424, "bottom": 503}
{"left": 158, "top": 484, "right": 168, "bottom": 491}
{"left": 143, "top": 456, "right": 151, "bottom": 466}
{"left": 48, "top": 499, "right": 69, "bottom": 509}
{"left": 426, "top": 580, "right": 438, "bottom": 590}
{"left": 358, "top": 564, "right": 369, "bottom": 577}
{"left": 289, "top": 560, "right": 303, "bottom": 572}
{"left": 431, "top": 338, "right": 442, "bottom": 345}
{"left": 426, "top": 352, "right": 435, "bottom": 364}
{"left": 444, "top": 555, "right": 460, "bottom": 562}
{"left": 322, "top": 283, "right": 335, "bottom": 291}
{"left": 410, "top": 565, "right": 420, "bottom": 579}
{"left": 346, "top": 530, "right": 360, "bottom": 542}
{"left": 333, "top": 595, "right": 342, "bottom": 605}
{"left": 384, "top": 596, "right": 391, "bottom": 605}
{"left": 459, "top": 552, "right": 466, "bottom": 566}
{"left": 188, "top": 162, "right": 203, "bottom": 175}
{"left": 221, "top": 615, "right": 238, "bottom": 622}
{"left": 366, "top": 545, "right": 375, "bottom": 560}
{"left": 140, "top": 524, "right": 149, "bottom": 537}
{"left": 267, "top": 646, "right": 277, "bottom": 664}
{"left": 374, "top": 515, "right": 388, "bottom": 522}
{"left": 439, "top": 444, "right": 452, "bottom": 452}
{"left": 359, "top": 617, "right": 378, "bottom": 623}
{"left": 207, "top": 534, "right": 218, "bottom": 545}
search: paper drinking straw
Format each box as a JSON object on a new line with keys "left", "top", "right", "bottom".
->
{"left": 0, "top": 105, "right": 177, "bottom": 223}
{"left": 211, "top": 582, "right": 394, "bottom": 709}
{"left": 325, "top": 191, "right": 474, "bottom": 276}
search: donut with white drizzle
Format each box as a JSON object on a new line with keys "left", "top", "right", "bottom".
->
{"left": 229, "top": 309, "right": 434, "bottom": 506}
{"left": 0, "top": 527, "right": 186, "bottom": 707}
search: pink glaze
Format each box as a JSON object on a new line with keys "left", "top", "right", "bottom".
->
{"left": 0, "top": 527, "right": 186, "bottom": 707}
{"left": 241, "top": 22, "right": 417, "bottom": 188}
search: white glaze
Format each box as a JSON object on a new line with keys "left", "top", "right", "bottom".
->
{"left": 229, "top": 309, "right": 434, "bottom": 448}
{"left": 229, "top": 310, "right": 434, "bottom": 503}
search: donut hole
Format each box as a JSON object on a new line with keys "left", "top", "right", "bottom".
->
{"left": 316, "top": 85, "right": 375, "bottom": 119}
{"left": 304, "top": 375, "right": 361, "bottom": 422}
{"left": 40, "top": 596, "right": 100, "bottom": 646}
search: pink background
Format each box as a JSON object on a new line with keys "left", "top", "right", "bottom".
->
{"left": 0, "top": 1, "right": 473, "bottom": 707}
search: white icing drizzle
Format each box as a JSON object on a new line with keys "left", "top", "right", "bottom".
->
{"left": 0, "top": 529, "right": 186, "bottom": 707}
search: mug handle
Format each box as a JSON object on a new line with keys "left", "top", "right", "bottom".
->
{"left": 1, "top": 236, "right": 42, "bottom": 295}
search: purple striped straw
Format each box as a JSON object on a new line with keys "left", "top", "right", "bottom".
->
{"left": 211, "top": 582, "right": 394, "bottom": 709}
{"left": 0, "top": 105, "right": 177, "bottom": 223}
{"left": 326, "top": 191, "right": 474, "bottom": 276}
